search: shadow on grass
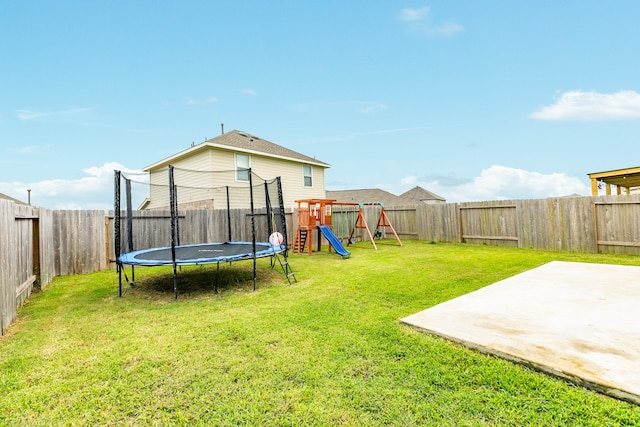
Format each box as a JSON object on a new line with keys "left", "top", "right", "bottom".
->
{"left": 123, "top": 263, "right": 285, "bottom": 301}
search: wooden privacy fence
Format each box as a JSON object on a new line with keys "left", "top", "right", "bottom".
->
{"left": 413, "top": 194, "right": 640, "bottom": 255}
{"left": 53, "top": 210, "right": 108, "bottom": 276}
{"left": 2, "top": 194, "right": 639, "bottom": 333}
{"left": 0, "top": 200, "right": 55, "bottom": 335}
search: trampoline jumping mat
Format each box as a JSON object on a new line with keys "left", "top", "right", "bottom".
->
{"left": 401, "top": 261, "right": 640, "bottom": 404}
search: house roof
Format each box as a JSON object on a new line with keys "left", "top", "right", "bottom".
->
{"left": 0, "top": 192, "right": 28, "bottom": 205}
{"left": 399, "top": 186, "right": 446, "bottom": 203}
{"left": 144, "top": 129, "right": 330, "bottom": 171}
{"left": 326, "top": 189, "right": 409, "bottom": 207}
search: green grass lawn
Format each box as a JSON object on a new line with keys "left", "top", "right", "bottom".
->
{"left": 2, "top": 241, "right": 640, "bottom": 426}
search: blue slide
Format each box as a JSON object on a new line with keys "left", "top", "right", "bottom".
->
{"left": 318, "top": 225, "right": 351, "bottom": 258}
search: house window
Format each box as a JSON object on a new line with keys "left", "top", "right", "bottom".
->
{"left": 236, "top": 154, "right": 250, "bottom": 181}
{"left": 303, "top": 165, "right": 312, "bottom": 187}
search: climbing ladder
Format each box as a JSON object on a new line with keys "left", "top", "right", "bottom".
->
{"left": 271, "top": 251, "right": 297, "bottom": 284}
{"left": 294, "top": 229, "right": 309, "bottom": 254}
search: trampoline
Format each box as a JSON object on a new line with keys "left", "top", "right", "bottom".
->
{"left": 119, "top": 241, "right": 285, "bottom": 266}
{"left": 114, "top": 165, "right": 295, "bottom": 299}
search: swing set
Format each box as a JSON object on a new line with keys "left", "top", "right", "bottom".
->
{"left": 336, "top": 202, "right": 402, "bottom": 250}
{"left": 293, "top": 199, "right": 402, "bottom": 255}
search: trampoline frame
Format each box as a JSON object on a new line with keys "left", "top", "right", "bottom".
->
{"left": 118, "top": 241, "right": 285, "bottom": 266}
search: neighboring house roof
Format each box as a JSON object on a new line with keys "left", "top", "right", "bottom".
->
{"left": 399, "top": 186, "right": 446, "bottom": 203}
{"left": 327, "top": 186, "right": 446, "bottom": 206}
{"left": 0, "top": 192, "right": 28, "bottom": 205}
{"left": 326, "top": 189, "right": 408, "bottom": 207}
{"left": 144, "top": 129, "right": 330, "bottom": 171}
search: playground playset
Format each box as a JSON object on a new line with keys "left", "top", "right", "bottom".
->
{"left": 293, "top": 199, "right": 402, "bottom": 258}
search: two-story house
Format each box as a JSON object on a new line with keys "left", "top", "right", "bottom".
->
{"left": 140, "top": 130, "right": 330, "bottom": 210}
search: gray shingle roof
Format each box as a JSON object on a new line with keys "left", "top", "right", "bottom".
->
{"left": 326, "top": 189, "right": 408, "bottom": 207}
{"left": 206, "top": 130, "right": 329, "bottom": 166}
{"left": 145, "top": 129, "right": 330, "bottom": 171}
{"left": 399, "top": 186, "right": 446, "bottom": 203}
{"left": 0, "top": 192, "right": 28, "bottom": 205}
{"left": 327, "top": 186, "right": 446, "bottom": 206}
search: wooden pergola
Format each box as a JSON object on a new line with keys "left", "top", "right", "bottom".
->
{"left": 588, "top": 166, "right": 640, "bottom": 196}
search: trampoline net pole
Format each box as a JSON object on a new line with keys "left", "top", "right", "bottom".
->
{"left": 125, "top": 177, "right": 135, "bottom": 284}
{"left": 265, "top": 181, "right": 273, "bottom": 237}
{"left": 125, "top": 178, "right": 134, "bottom": 253}
{"left": 226, "top": 186, "right": 231, "bottom": 242}
{"left": 249, "top": 169, "right": 257, "bottom": 291}
{"left": 169, "top": 165, "right": 179, "bottom": 300}
{"left": 276, "top": 177, "right": 288, "bottom": 256}
{"left": 114, "top": 170, "right": 122, "bottom": 297}
{"left": 174, "top": 184, "right": 180, "bottom": 246}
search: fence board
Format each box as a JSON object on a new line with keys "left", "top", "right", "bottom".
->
{"left": 52, "top": 210, "right": 107, "bottom": 276}
{"left": 0, "top": 200, "right": 40, "bottom": 334}
{"left": 385, "top": 206, "right": 418, "bottom": 240}
{"left": 0, "top": 200, "right": 12, "bottom": 334}
{"left": 13, "top": 203, "right": 35, "bottom": 307}
{"left": 416, "top": 203, "right": 460, "bottom": 243}
{"left": 517, "top": 197, "right": 594, "bottom": 252}
{"left": 594, "top": 195, "right": 640, "bottom": 255}
{"left": 459, "top": 201, "right": 518, "bottom": 247}
{"left": 38, "top": 208, "right": 56, "bottom": 289}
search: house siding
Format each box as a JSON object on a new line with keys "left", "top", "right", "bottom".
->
{"left": 145, "top": 147, "right": 325, "bottom": 210}
{"left": 251, "top": 157, "right": 325, "bottom": 207}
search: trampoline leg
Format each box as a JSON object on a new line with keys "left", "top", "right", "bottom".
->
{"left": 215, "top": 262, "right": 220, "bottom": 293}
{"left": 253, "top": 257, "right": 257, "bottom": 291}
{"left": 172, "top": 263, "right": 178, "bottom": 300}
{"left": 118, "top": 264, "right": 122, "bottom": 297}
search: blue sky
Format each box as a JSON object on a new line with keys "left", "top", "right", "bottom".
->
{"left": 2, "top": 1, "right": 640, "bottom": 209}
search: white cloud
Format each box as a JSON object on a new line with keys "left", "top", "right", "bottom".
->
{"left": 398, "top": 6, "right": 462, "bottom": 37}
{"left": 431, "top": 22, "right": 463, "bottom": 37}
{"left": 0, "top": 162, "right": 144, "bottom": 210}
{"left": 186, "top": 96, "right": 218, "bottom": 105}
{"left": 398, "top": 6, "right": 430, "bottom": 22}
{"left": 16, "top": 106, "right": 97, "bottom": 121}
{"left": 529, "top": 90, "right": 640, "bottom": 121}
{"left": 284, "top": 126, "right": 432, "bottom": 144}
{"left": 356, "top": 103, "right": 388, "bottom": 114}
{"left": 384, "top": 165, "right": 589, "bottom": 202}
{"left": 7, "top": 144, "right": 54, "bottom": 155}
{"left": 287, "top": 100, "right": 388, "bottom": 115}
{"left": 400, "top": 176, "right": 419, "bottom": 186}
{"left": 242, "top": 89, "right": 257, "bottom": 96}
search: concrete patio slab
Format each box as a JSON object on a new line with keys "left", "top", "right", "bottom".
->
{"left": 401, "top": 261, "right": 640, "bottom": 404}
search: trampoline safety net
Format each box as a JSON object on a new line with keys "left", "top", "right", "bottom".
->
{"left": 113, "top": 165, "right": 294, "bottom": 299}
